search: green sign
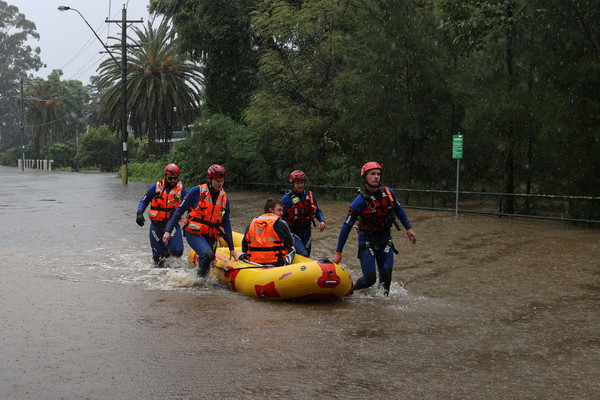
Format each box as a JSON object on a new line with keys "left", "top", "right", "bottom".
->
{"left": 452, "top": 134, "right": 464, "bottom": 159}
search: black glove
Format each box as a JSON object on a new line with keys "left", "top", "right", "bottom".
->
{"left": 136, "top": 211, "right": 145, "bottom": 227}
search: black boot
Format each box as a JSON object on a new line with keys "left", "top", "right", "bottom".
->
{"left": 197, "top": 260, "right": 210, "bottom": 278}
{"left": 379, "top": 269, "right": 392, "bottom": 296}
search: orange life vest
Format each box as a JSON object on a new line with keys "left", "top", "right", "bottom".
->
{"left": 184, "top": 184, "right": 227, "bottom": 238}
{"left": 148, "top": 180, "right": 183, "bottom": 224}
{"left": 245, "top": 213, "right": 289, "bottom": 265}
{"left": 357, "top": 186, "right": 396, "bottom": 232}
{"left": 285, "top": 190, "right": 317, "bottom": 230}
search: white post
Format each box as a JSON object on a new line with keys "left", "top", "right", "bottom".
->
{"left": 455, "top": 159, "right": 460, "bottom": 215}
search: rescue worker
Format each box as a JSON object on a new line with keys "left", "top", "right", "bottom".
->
{"left": 162, "top": 164, "right": 238, "bottom": 277}
{"left": 280, "top": 170, "right": 326, "bottom": 257}
{"left": 332, "top": 162, "right": 417, "bottom": 296}
{"left": 136, "top": 163, "right": 188, "bottom": 266}
{"left": 240, "top": 198, "right": 295, "bottom": 266}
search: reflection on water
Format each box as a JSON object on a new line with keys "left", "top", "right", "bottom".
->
{"left": 1, "top": 167, "right": 599, "bottom": 399}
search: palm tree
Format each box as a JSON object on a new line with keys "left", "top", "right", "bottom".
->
{"left": 25, "top": 77, "right": 67, "bottom": 159}
{"left": 95, "top": 18, "right": 203, "bottom": 155}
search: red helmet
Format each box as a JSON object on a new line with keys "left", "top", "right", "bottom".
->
{"left": 164, "top": 163, "right": 180, "bottom": 177}
{"left": 289, "top": 170, "right": 307, "bottom": 182}
{"left": 207, "top": 164, "right": 227, "bottom": 179}
{"left": 360, "top": 162, "right": 383, "bottom": 178}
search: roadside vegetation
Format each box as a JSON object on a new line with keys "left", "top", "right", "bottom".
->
{"left": 1, "top": 0, "right": 598, "bottom": 216}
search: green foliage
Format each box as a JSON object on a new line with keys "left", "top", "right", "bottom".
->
{"left": 126, "top": 137, "right": 148, "bottom": 163}
{"left": 24, "top": 70, "right": 90, "bottom": 159}
{"left": 45, "top": 142, "right": 76, "bottom": 169}
{"left": 0, "top": 1, "right": 43, "bottom": 152}
{"left": 150, "top": 0, "right": 258, "bottom": 121}
{"left": 246, "top": 0, "right": 357, "bottom": 183}
{"left": 138, "top": 0, "right": 600, "bottom": 200}
{"left": 0, "top": 147, "right": 19, "bottom": 166}
{"left": 170, "top": 114, "right": 267, "bottom": 186}
{"left": 332, "top": 0, "right": 455, "bottom": 188}
{"left": 95, "top": 18, "right": 202, "bottom": 156}
{"left": 127, "top": 159, "right": 169, "bottom": 184}
{"left": 75, "top": 125, "right": 120, "bottom": 172}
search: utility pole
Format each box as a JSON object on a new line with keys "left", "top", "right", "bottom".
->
{"left": 106, "top": 5, "right": 142, "bottom": 185}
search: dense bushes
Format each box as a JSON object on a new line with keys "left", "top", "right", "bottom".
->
{"left": 46, "top": 143, "right": 76, "bottom": 169}
{"left": 0, "top": 148, "right": 19, "bottom": 167}
{"left": 75, "top": 125, "right": 120, "bottom": 172}
{"left": 168, "top": 114, "right": 268, "bottom": 186}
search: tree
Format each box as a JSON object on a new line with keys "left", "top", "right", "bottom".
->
{"left": 245, "top": 0, "right": 455, "bottom": 187}
{"left": 76, "top": 125, "right": 120, "bottom": 172}
{"left": 150, "top": 0, "right": 258, "bottom": 121}
{"left": 95, "top": 18, "right": 203, "bottom": 156}
{"left": 438, "top": 0, "right": 600, "bottom": 203}
{"left": 24, "top": 70, "right": 89, "bottom": 159}
{"left": 0, "top": 1, "right": 43, "bottom": 152}
{"left": 332, "top": 0, "right": 455, "bottom": 188}
{"left": 46, "top": 142, "right": 76, "bottom": 169}
{"left": 171, "top": 114, "right": 266, "bottom": 186}
{"left": 244, "top": 0, "right": 356, "bottom": 181}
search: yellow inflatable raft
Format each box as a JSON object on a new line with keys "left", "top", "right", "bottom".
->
{"left": 189, "top": 232, "right": 353, "bottom": 300}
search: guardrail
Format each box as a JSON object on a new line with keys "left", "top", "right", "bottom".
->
{"left": 237, "top": 183, "right": 600, "bottom": 225}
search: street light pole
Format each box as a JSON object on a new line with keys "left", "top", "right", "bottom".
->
{"left": 57, "top": 7, "right": 120, "bottom": 69}
{"left": 58, "top": 5, "right": 137, "bottom": 185}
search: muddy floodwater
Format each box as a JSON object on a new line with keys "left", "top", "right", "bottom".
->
{"left": 0, "top": 166, "right": 598, "bottom": 400}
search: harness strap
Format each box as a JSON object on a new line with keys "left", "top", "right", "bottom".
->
{"left": 150, "top": 206, "right": 175, "bottom": 213}
{"left": 247, "top": 245, "right": 286, "bottom": 252}
{"left": 189, "top": 216, "right": 221, "bottom": 228}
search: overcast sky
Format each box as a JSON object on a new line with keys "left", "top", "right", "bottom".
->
{"left": 9, "top": 0, "right": 154, "bottom": 85}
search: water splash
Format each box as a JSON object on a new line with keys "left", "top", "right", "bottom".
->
{"left": 166, "top": 269, "right": 199, "bottom": 288}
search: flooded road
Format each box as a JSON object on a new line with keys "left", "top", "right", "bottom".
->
{"left": 1, "top": 166, "right": 599, "bottom": 399}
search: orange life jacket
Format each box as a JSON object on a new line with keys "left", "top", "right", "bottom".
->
{"left": 245, "top": 213, "right": 289, "bottom": 264}
{"left": 285, "top": 190, "right": 317, "bottom": 230}
{"left": 357, "top": 186, "right": 396, "bottom": 232}
{"left": 184, "top": 184, "right": 227, "bottom": 238}
{"left": 148, "top": 180, "right": 183, "bottom": 224}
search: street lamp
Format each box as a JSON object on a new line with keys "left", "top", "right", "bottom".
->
{"left": 57, "top": 6, "right": 120, "bottom": 69}
{"left": 58, "top": 5, "right": 129, "bottom": 184}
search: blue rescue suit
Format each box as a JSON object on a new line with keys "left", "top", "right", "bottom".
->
{"left": 335, "top": 186, "right": 412, "bottom": 293}
{"left": 280, "top": 190, "right": 325, "bottom": 257}
{"left": 165, "top": 185, "right": 235, "bottom": 277}
{"left": 137, "top": 182, "right": 188, "bottom": 263}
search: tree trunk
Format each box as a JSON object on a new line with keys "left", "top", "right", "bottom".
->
{"left": 33, "top": 128, "right": 41, "bottom": 160}
{"left": 148, "top": 123, "right": 157, "bottom": 156}
{"left": 502, "top": 121, "right": 515, "bottom": 214}
{"left": 502, "top": 6, "right": 515, "bottom": 214}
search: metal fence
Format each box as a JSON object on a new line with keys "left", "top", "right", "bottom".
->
{"left": 237, "top": 183, "right": 600, "bottom": 225}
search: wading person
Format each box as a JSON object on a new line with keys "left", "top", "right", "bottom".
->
{"left": 280, "top": 170, "right": 326, "bottom": 257}
{"left": 240, "top": 198, "right": 295, "bottom": 266}
{"left": 163, "top": 164, "right": 237, "bottom": 277}
{"left": 136, "top": 164, "right": 188, "bottom": 266}
{"left": 332, "top": 162, "right": 417, "bottom": 296}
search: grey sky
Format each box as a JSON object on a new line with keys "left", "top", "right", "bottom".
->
{"left": 9, "top": 0, "right": 153, "bottom": 85}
